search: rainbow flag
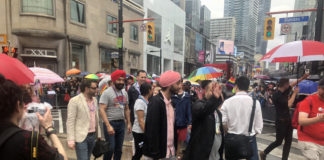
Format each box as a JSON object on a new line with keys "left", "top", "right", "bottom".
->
{"left": 226, "top": 77, "right": 236, "bottom": 88}
{"left": 100, "top": 84, "right": 108, "bottom": 95}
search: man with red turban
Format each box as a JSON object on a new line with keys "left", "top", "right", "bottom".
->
{"left": 99, "top": 70, "right": 131, "bottom": 160}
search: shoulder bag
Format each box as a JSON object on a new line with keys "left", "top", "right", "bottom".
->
{"left": 224, "top": 98, "right": 256, "bottom": 160}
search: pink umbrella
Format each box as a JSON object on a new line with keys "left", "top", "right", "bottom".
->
{"left": 260, "top": 40, "right": 324, "bottom": 63}
{"left": 29, "top": 67, "right": 64, "bottom": 84}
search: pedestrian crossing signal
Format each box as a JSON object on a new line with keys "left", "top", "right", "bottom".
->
{"left": 147, "top": 22, "right": 155, "bottom": 42}
{"left": 264, "top": 17, "right": 275, "bottom": 40}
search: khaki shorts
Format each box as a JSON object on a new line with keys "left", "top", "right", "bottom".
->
{"left": 298, "top": 141, "right": 324, "bottom": 160}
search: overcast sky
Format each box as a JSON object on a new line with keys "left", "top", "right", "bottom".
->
{"left": 201, "top": 0, "right": 296, "bottom": 52}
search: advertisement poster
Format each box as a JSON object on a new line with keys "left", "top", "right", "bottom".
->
{"left": 218, "top": 40, "right": 234, "bottom": 55}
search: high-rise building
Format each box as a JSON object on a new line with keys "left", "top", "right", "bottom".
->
{"left": 200, "top": 5, "right": 211, "bottom": 37}
{"left": 224, "top": 0, "right": 260, "bottom": 62}
{"left": 186, "top": 0, "right": 201, "bottom": 31}
{"left": 210, "top": 17, "right": 236, "bottom": 44}
{"left": 256, "top": 0, "right": 271, "bottom": 55}
{"left": 286, "top": 0, "right": 317, "bottom": 42}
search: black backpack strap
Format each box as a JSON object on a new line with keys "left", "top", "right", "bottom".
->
{"left": 31, "top": 130, "right": 39, "bottom": 160}
{"left": 0, "top": 127, "right": 22, "bottom": 148}
{"left": 248, "top": 98, "right": 257, "bottom": 135}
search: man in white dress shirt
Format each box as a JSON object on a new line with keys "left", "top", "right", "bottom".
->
{"left": 221, "top": 76, "right": 263, "bottom": 160}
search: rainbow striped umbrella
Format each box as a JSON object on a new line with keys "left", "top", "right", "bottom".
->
{"left": 188, "top": 67, "right": 223, "bottom": 81}
{"left": 85, "top": 74, "right": 99, "bottom": 80}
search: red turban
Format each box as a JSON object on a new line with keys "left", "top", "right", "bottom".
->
{"left": 111, "top": 70, "right": 126, "bottom": 82}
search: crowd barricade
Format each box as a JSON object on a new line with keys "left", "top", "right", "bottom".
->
{"left": 40, "top": 93, "right": 78, "bottom": 108}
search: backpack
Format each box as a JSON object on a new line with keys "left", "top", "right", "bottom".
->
{"left": 0, "top": 127, "right": 39, "bottom": 160}
{"left": 292, "top": 97, "right": 312, "bottom": 129}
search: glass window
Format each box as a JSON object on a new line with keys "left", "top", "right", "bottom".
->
{"left": 147, "top": 54, "right": 160, "bottom": 75}
{"left": 22, "top": 0, "right": 54, "bottom": 16}
{"left": 130, "top": 25, "right": 138, "bottom": 41}
{"left": 173, "top": 60, "right": 182, "bottom": 74}
{"left": 71, "top": 43, "right": 85, "bottom": 71}
{"left": 70, "top": 0, "right": 85, "bottom": 24}
{"left": 174, "top": 24, "right": 184, "bottom": 53}
{"left": 107, "top": 15, "right": 118, "bottom": 34}
{"left": 100, "top": 48, "right": 113, "bottom": 73}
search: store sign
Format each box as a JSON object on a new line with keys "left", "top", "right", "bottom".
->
{"left": 22, "top": 49, "right": 57, "bottom": 58}
{"left": 0, "top": 34, "right": 7, "bottom": 44}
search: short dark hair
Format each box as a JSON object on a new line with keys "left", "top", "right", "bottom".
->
{"left": 0, "top": 74, "right": 24, "bottom": 120}
{"left": 137, "top": 70, "right": 146, "bottom": 76}
{"left": 80, "top": 79, "right": 96, "bottom": 92}
{"left": 235, "top": 76, "right": 250, "bottom": 91}
{"left": 319, "top": 78, "right": 324, "bottom": 88}
{"left": 278, "top": 78, "right": 289, "bottom": 88}
{"left": 140, "top": 82, "right": 152, "bottom": 96}
{"left": 201, "top": 80, "right": 212, "bottom": 90}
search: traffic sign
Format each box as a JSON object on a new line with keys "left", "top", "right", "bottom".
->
{"left": 140, "top": 24, "right": 146, "bottom": 32}
{"left": 0, "top": 34, "right": 7, "bottom": 44}
{"left": 279, "top": 16, "right": 309, "bottom": 24}
{"left": 280, "top": 23, "right": 291, "bottom": 35}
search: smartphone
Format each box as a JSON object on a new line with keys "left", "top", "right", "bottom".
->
{"left": 305, "top": 69, "right": 310, "bottom": 74}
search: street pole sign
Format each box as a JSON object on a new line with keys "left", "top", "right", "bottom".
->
{"left": 279, "top": 16, "right": 309, "bottom": 23}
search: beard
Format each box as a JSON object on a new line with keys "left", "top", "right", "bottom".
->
{"left": 170, "top": 85, "right": 179, "bottom": 95}
{"left": 115, "top": 83, "right": 124, "bottom": 90}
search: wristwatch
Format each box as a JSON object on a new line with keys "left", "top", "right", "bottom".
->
{"left": 46, "top": 127, "right": 56, "bottom": 137}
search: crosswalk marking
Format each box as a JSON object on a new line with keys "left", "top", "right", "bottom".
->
{"left": 257, "top": 134, "right": 305, "bottom": 160}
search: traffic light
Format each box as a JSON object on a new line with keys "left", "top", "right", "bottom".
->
{"left": 264, "top": 17, "right": 275, "bottom": 40}
{"left": 11, "top": 48, "right": 18, "bottom": 58}
{"left": 2, "top": 46, "right": 9, "bottom": 54}
{"left": 147, "top": 22, "right": 155, "bottom": 42}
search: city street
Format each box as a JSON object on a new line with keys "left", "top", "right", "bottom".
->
{"left": 52, "top": 108, "right": 304, "bottom": 160}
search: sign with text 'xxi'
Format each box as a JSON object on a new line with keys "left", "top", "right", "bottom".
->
{"left": 279, "top": 16, "right": 309, "bottom": 24}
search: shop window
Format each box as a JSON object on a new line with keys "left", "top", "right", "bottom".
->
{"left": 71, "top": 43, "right": 85, "bottom": 71}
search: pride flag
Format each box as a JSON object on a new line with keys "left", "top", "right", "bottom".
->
{"left": 226, "top": 77, "right": 236, "bottom": 88}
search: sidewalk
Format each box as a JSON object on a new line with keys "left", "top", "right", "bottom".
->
{"left": 57, "top": 134, "right": 133, "bottom": 160}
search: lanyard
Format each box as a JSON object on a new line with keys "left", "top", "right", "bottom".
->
{"left": 87, "top": 100, "right": 95, "bottom": 112}
{"left": 112, "top": 86, "right": 125, "bottom": 105}
{"left": 138, "top": 95, "right": 149, "bottom": 105}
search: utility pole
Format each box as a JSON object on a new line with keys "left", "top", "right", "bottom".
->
{"left": 312, "top": 0, "right": 323, "bottom": 74}
{"left": 118, "top": 0, "right": 124, "bottom": 70}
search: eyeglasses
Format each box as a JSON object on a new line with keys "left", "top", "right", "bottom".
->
{"left": 90, "top": 87, "right": 97, "bottom": 90}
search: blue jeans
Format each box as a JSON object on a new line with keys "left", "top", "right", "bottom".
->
{"left": 75, "top": 132, "right": 96, "bottom": 160}
{"left": 103, "top": 120, "right": 125, "bottom": 160}
{"left": 249, "top": 136, "right": 259, "bottom": 160}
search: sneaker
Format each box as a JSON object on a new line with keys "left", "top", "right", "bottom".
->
{"left": 259, "top": 151, "right": 266, "bottom": 160}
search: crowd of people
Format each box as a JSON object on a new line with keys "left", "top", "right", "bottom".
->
{"left": 0, "top": 69, "right": 323, "bottom": 160}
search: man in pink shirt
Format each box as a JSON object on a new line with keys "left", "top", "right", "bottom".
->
{"left": 144, "top": 71, "right": 182, "bottom": 159}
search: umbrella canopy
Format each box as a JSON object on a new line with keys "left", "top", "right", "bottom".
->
{"left": 260, "top": 40, "right": 324, "bottom": 63}
{"left": 29, "top": 67, "right": 64, "bottom": 84}
{"left": 66, "top": 68, "right": 81, "bottom": 75}
{"left": 0, "top": 54, "right": 34, "bottom": 85}
{"left": 254, "top": 75, "right": 270, "bottom": 80}
{"left": 99, "top": 75, "right": 111, "bottom": 95}
{"left": 183, "top": 79, "right": 199, "bottom": 86}
{"left": 188, "top": 67, "right": 223, "bottom": 81}
{"left": 298, "top": 80, "right": 318, "bottom": 95}
{"left": 85, "top": 74, "right": 99, "bottom": 80}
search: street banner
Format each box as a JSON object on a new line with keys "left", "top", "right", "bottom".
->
{"left": 198, "top": 51, "right": 205, "bottom": 63}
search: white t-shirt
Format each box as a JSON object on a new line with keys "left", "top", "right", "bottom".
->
{"left": 132, "top": 97, "right": 148, "bottom": 133}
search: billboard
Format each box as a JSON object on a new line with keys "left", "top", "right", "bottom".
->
{"left": 217, "top": 40, "right": 234, "bottom": 55}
